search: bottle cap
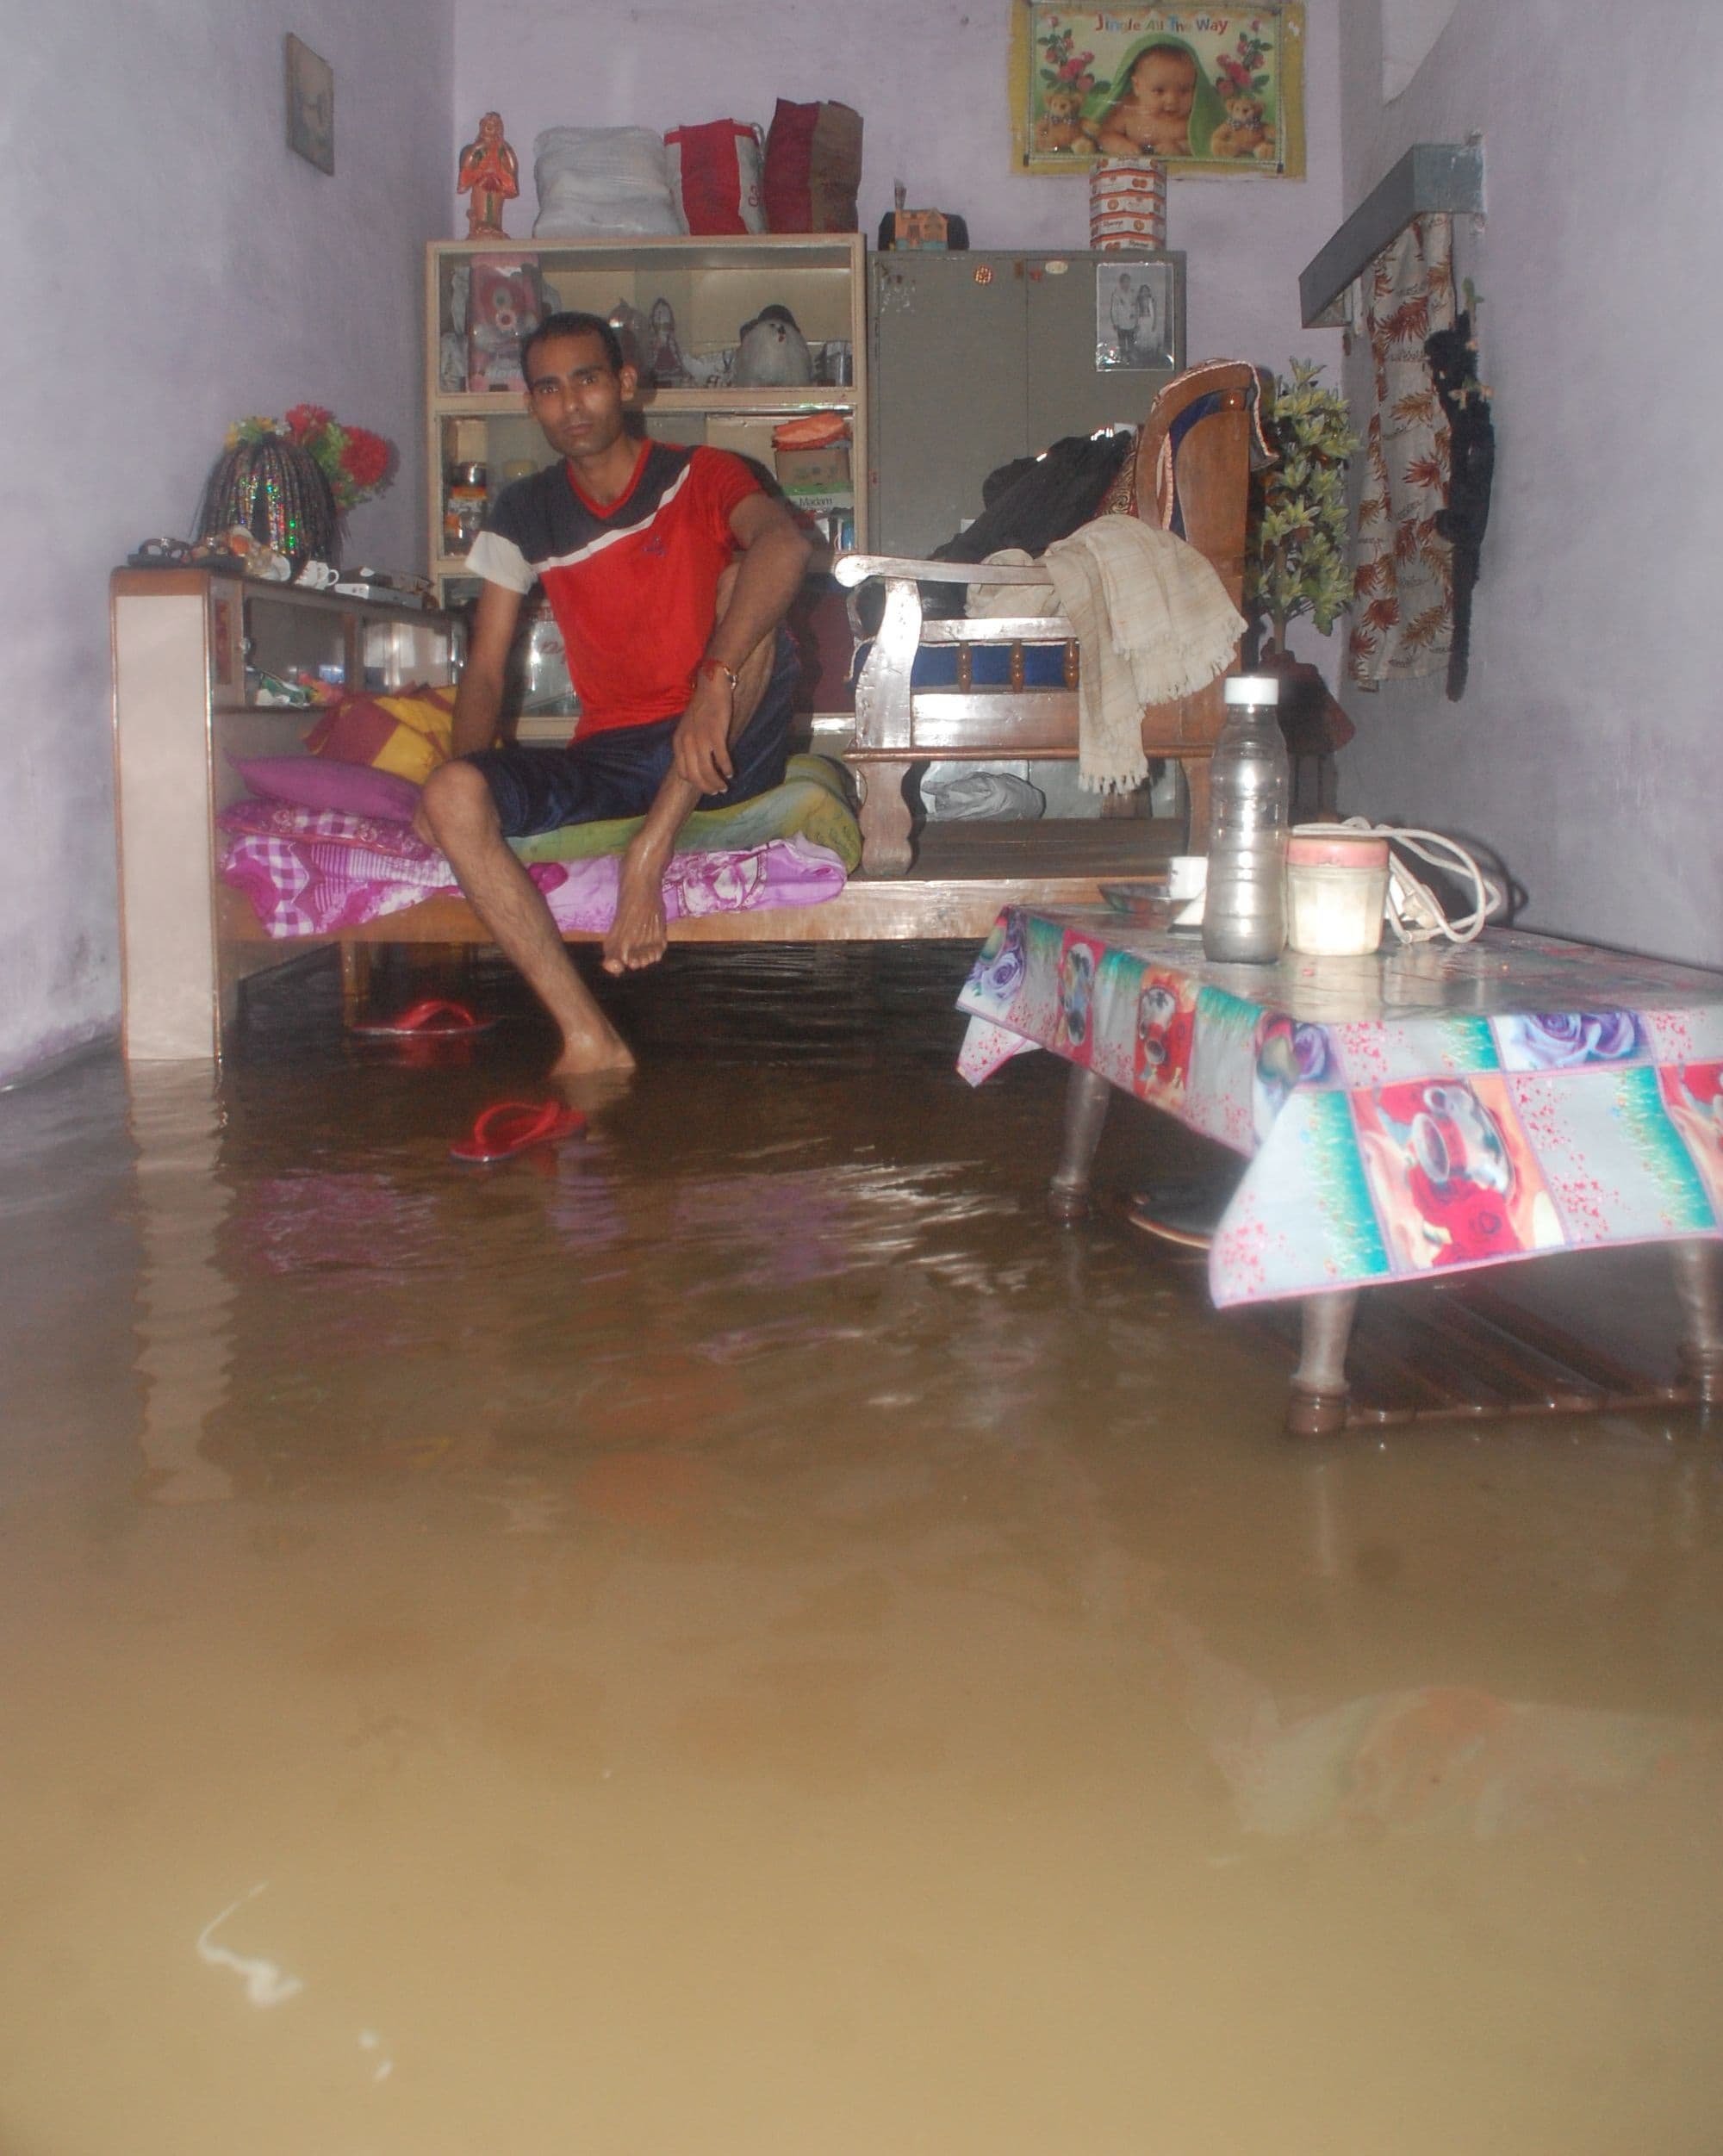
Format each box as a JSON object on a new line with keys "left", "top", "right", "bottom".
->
{"left": 1223, "top": 674, "right": 1280, "bottom": 705}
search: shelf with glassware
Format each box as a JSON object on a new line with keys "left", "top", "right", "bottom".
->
{"left": 209, "top": 577, "right": 457, "bottom": 712}
{"left": 424, "top": 234, "right": 868, "bottom": 604}
{"left": 111, "top": 568, "right": 460, "bottom": 1060}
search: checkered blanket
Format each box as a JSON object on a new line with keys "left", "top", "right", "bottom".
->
{"left": 218, "top": 804, "right": 847, "bottom": 938}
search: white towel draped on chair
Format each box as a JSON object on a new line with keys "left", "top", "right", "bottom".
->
{"left": 967, "top": 520, "right": 1245, "bottom": 793}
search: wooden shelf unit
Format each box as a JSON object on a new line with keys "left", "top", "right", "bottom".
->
{"left": 110, "top": 569, "right": 459, "bottom": 1059}
{"left": 425, "top": 233, "right": 868, "bottom": 603}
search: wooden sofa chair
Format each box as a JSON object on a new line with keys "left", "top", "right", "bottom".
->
{"left": 834, "top": 359, "right": 1262, "bottom": 876}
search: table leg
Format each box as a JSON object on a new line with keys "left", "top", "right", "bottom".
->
{"left": 1048, "top": 1065, "right": 1112, "bottom": 1224}
{"left": 1671, "top": 1240, "right": 1723, "bottom": 1404}
{"left": 1286, "top": 1289, "right": 1359, "bottom": 1437}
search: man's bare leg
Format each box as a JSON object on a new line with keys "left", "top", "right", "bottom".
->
{"left": 604, "top": 605, "right": 778, "bottom": 975}
{"left": 419, "top": 761, "right": 634, "bottom": 1074}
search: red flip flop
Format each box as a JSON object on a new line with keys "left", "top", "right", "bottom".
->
{"left": 351, "top": 997, "right": 497, "bottom": 1040}
{"left": 450, "top": 1099, "right": 587, "bottom": 1165}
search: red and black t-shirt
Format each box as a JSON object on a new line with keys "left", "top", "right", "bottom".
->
{"left": 467, "top": 443, "right": 760, "bottom": 736}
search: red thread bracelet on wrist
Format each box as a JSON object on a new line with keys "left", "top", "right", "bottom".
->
{"left": 697, "top": 657, "right": 739, "bottom": 692}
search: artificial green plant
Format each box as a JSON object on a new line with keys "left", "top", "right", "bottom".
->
{"left": 1243, "top": 359, "right": 1357, "bottom": 660}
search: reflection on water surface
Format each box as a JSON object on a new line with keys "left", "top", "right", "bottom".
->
{"left": 1, "top": 945, "right": 1720, "bottom": 2154}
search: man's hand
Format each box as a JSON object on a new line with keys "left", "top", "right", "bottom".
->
{"left": 672, "top": 671, "right": 736, "bottom": 796}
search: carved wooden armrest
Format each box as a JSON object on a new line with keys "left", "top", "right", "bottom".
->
{"left": 837, "top": 552, "right": 1081, "bottom": 751}
{"left": 837, "top": 551, "right": 1057, "bottom": 643}
{"left": 843, "top": 572, "right": 923, "bottom": 747}
{"left": 834, "top": 552, "right": 1056, "bottom": 588}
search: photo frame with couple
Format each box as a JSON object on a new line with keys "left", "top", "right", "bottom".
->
{"left": 1096, "top": 261, "right": 1177, "bottom": 371}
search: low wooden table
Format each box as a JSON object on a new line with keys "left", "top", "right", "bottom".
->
{"left": 955, "top": 911, "right": 1723, "bottom": 1434}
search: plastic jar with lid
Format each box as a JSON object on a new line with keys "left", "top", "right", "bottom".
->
{"left": 1284, "top": 827, "right": 1391, "bottom": 956}
{"left": 443, "top": 463, "right": 488, "bottom": 556}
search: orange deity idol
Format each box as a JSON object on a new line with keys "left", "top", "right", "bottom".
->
{"left": 457, "top": 111, "right": 519, "bottom": 239}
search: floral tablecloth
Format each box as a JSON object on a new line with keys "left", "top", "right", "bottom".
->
{"left": 957, "top": 911, "right": 1723, "bottom": 1308}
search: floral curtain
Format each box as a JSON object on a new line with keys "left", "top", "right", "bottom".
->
{"left": 1347, "top": 215, "right": 1457, "bottom": 687}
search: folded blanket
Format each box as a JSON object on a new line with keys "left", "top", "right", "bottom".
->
{"left": 966, "top": 525, "right": 1244, "bottom": 794}
{"left": 218, "top": 752, "right": 862, "bottom": 939}
{"left": 221, "top": 826, "right": 848, "bottom": 940}
{"left": 511, "top": 751, "right": 862, "bottom": 872}
{"left": 221, "top": 752, "right": 862, "bottom": 871}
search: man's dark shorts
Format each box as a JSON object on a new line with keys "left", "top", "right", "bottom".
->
{"left": 466, "top": 631, "right": 799, "bottom": 841}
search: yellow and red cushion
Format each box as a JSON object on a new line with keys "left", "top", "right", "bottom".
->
{"left": 304, "top": 685, "right": 457, "bottom": 785}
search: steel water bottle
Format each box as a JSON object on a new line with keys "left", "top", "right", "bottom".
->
{"left": 1202, "top": 675, "right": 1289, "bottom": 964}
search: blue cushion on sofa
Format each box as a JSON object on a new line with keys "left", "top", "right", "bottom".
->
{"left": 909, "top": 643, "right": 1074, "bottom": 688}
{"left": 853, "top": 640, "right": 1075, "bottom": 689}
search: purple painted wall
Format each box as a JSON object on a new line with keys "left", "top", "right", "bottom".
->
{"left": 451, "top": 0, "right": 1344, "bottom": 403}
{"left": 1335, "top": 0, "right": 1721, "bottom": 967}
{"left": 1, "top": 1, "right": 452, "bottom": 1084}
{"left": 3, "top": 0, "right": 1346, "bottom": 1080}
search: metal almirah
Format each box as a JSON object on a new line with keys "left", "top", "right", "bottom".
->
{"left": 867, "top": 248, "right": 1187, "bottom": 556}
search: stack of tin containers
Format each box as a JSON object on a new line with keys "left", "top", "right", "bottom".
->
{"left": 1088, "top": 158, "right": 1167, "bottom": 250}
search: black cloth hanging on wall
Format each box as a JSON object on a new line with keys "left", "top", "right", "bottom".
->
{"left": 1424, "top": 313, "right": 1495, "bottom": 702}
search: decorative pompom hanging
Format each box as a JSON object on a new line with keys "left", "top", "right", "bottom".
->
{"left": 196, "top": 437, "right": 339, "bottom": 567}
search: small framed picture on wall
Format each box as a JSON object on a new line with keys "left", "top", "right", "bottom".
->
{"left": 1096, "top": 260, "right": 1176, "bottom": 371}
{"left": 285, "top": 34, "right": 334, "bottom": 174}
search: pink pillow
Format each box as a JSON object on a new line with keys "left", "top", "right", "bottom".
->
{"left": 232, "top": 755, "right": 420, "bottom": 823}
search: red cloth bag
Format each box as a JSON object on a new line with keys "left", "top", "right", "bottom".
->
{"left": 762, "top": 99, "right": 862, "bottom": 233}
{"left": 665, "top": 119, "right": 765, "bottom": 235}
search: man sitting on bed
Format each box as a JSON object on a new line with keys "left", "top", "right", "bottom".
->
{"left": 417, "top": 310, "right": 811, "bottom": 1074}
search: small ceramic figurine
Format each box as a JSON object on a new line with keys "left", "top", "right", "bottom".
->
{"left": 457, "top": 111, "right": 519, "bottom": 239}
{"left": 606, "top": 298, "right": 650, "bottom": 376}
{"left": 646, "top": 298, "right": 687, "bottom": 387}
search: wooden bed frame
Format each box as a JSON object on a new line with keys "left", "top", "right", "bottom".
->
{"left": 255, "top": 363, "right": 1255, "bottom": 987}
{"left": 216, "top": 811, "right": 1193, "bottom": 1025}
{"left": 121, "top": 364, "right": 1258, "bottom": 1053}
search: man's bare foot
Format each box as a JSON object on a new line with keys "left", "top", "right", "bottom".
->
{"left": 550, "top": 1023, "right": 636, "bottom": 1078}
{"left": 603, "top": 850, "right": 670, "bottom": 975}
{"left": 549, "top": 1066, "right": 636, "bottom": 1117}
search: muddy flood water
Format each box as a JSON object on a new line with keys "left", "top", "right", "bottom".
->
{"left": 3, "top": 942, "right": 1721, "bottom": 2154}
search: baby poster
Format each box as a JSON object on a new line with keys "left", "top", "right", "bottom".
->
{"left": 1011, "top": 3, "right": 1305, "bottom": 177}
